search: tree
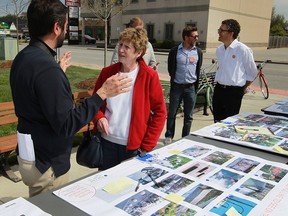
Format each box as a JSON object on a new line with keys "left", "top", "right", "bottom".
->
{"left": 270, "top": 7, "right": 288, "bottom": 36}
{"left": 81, "top": 0, "right": 130, "bottom": 67}
{"left": 0, "top": 0, "right": 30, "bottom": 52}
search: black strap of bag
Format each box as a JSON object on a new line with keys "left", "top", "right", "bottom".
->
{"left": 76, "top": 123, "right": 103, "bottom": 168}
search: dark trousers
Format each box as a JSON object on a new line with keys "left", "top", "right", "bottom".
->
{"left": 99, "top": 137, "right": 138, "bottom": 170}
{"left": 165, "top": 85, "right": 197, "bottom": 138}
{"left": 212, "top": 84, "right": 244, "bottom": 122}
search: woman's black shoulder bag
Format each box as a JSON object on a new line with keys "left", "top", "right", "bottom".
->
{"left": 76, "top": 123, "right": 103, "bottom": 168}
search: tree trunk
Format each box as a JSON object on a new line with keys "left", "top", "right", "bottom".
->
{"left": 16, "top": 17, "right": 19, "bottom": 53}
{"left": 104, "top": 18, "right": 107, "bottom": 67}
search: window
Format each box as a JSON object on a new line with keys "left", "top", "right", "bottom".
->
{"left": 131, "top": 0, "right": 138, "bottom": 3}
{"left": 147, "top": 0, "right": 156, "bottom": 2}
{"left": 165, "top": 23, "right": 173, "bottom": 40}
{"left": 115, "top": 0, "right": 123, "bottom": 5}
{"left": 186, "top": 23, "right": 197, "bottom": 28}
{"left": 146, "top": 24, "right": 154, "bottom": 41}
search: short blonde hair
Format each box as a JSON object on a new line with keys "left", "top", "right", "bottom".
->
{"left": 119, "top": 27, "right": 148, "bottom": 58}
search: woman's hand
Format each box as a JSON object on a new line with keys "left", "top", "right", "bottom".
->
{"left": 151, "top": 62, "right": 160, "bottom": 70}
{"left": 59, "top": 51, "right": 72, "bottom": 73}
{"left": 97, "top": 118, "right": 109, "bottom": 135}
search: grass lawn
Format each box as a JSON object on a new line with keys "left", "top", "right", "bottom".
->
{"left": 0, "top": 61, "right": 101, "bottom": 137}
{"left": 0, "top": 62, "right": 101, "bottom": 103}
{"left": 0, "top": 61, "right": 170, "bottom": 138}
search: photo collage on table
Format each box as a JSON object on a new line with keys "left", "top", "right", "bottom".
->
{"left": 110, "top": 139, "right": 288, "bottom": 216}
{"left": 192, "top": 112, "right": 288, "bottom": 156}
{"left": 53, "top": 138, "right": 288, "bottom": 216}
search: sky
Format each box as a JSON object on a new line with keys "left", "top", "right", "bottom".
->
{"left": 273, "top": 0, "right": 288, "bottom": 20}
{"left": 0, "top": 0, "right": 287, "bottom": 20}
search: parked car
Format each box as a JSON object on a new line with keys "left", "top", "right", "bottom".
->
{"left": 80, "top": 35, "right": 96, "bottom": 44}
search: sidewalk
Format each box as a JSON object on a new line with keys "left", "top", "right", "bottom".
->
{"left": 0, "top": 91, "right": 286, "bottom": 203}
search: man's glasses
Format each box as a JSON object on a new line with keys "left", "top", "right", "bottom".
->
{"left": 218, "top": 28, "right": 230, "bottom": 33}
{"left": 189, "top": 35, "right": 199, "bottom": 39}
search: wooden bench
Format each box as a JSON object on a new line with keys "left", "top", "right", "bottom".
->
{"left": 0, "top": 90, "right": 94, "bottom": 182}
{"left": 0, "top": 101, "right": 19, "bottom": 182}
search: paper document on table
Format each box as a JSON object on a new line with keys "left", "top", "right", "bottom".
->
{"left": 0, "top": 197, "right": 51, "bottom": 216}
{"left": 17, "top": 131, "right": 35, "bottom": 161}
{"left": 234, "top": 126, "right": 273, "bottom": 135}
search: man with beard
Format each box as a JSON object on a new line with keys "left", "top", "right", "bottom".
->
{"left": 10, "top": 0, "right": 132, "bottom": 197}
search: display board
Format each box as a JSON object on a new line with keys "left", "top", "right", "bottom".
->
{"left": 53, "top": 138, "right": 288, "bottom": 216}
{"left": 192, "top": 112, "right": 288, "bottom": 156}
{"left": 261, "top": 98, "right": 288, "bottom": 117}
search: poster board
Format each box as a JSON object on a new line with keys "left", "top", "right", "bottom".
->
{"left": 262, "top": 98, "right": 288, "bottom": 117}
{"left": 54, "top": 138, "right": 288, "bottom": 216}
{"left": 192, "top": 112, "right": 288, "bottom": 156}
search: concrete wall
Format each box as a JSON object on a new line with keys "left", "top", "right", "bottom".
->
{"left": 81, "top": 0, "right": 273, "bottom": 49}
{"left": 110, "top": 0, "right": 210, "bottom": 44}
{"left": 207, "top": 0, "right": 273, "bottom": 48}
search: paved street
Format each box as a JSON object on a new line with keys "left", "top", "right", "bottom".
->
{"left": 33, "top": 43, "right": 288, "bottom": 93}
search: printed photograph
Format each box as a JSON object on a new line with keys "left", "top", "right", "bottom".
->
{"left": 255, "top": 164, "right": 288, "bottom": 183}
{"left": 151, "top": 203, "right": 197, "bottom": 216}
{"left": 234, "top": 119, "right": 264, "bottom": 127}
{"left": 182, "top": 145, "right": 211, "bottom": 157}
{"left": 275, "top": 127, "right": 288, "bottom": 138}
{"left": 277, "top": 105, "right": 288, "bottom": 113}
{"left": 128, "top": 167, "right": 168, "bottom": 186}
{"left": 182, "top": 162, "right": 217, "bottom": 178}
{"left": 183, "top": 184, "right": 223, "bottom": 208}
{"left": 227, "top": 158, "right": 260, "bottom": 173}
{"left": 236, "top": 178, "right": 274, "bottom": 200}
{"left": 240, "top": 114, "right": 265, "bottom": 122}
{"left": 202, "top": 151, "right": 235, "bottom": 165}
{"left": 260, "top": 116, "right": 288, "bottom": 127}
{"left": 210, "top": 195, "right": 257, "bottom": 216}
{"left": 154, "top": 154, "right": 192, "bottom": 169}
{"left": 214, "top": 125, "right": 243, "bottom": 140}
{"left": 267, "top": 125, "right": 281, "bottom": 134}
{"left": 115, "top": 190, "right": 163, "bottom": 216}
{"left": 241, "top": 133, "right": 282, "bottom": 147}
{"left": 152, "top": 174, "right": 194, "bottom": 194}
{"left": 207, "top": 169, "right": 244, "bottom": 189}
{"left": 275, "top": 141, "right": 288, "bottom": 153}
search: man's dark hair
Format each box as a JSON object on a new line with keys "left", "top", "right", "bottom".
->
{"left": 27, "top": 0, "right": 68, "bottom": 39}
{"left": 222, "top": 19, "right": 241, "bottom": 39}
{"left": 182, "top": 26, "right": 198, "bottom": 40}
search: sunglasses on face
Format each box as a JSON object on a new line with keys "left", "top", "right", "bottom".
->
{"left": 189, "top": 35, "right": 199, "bottom": 39}
{"left": 218, "top": 28, "right": 230, "bottom": 33}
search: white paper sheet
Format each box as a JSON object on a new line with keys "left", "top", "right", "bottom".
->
{"left": 17, "top": 131, "right": 35, "bottom": 161}
{"left": 0, "top": 197, "right": 51, "bottom": 216}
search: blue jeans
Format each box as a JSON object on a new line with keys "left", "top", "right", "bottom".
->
{"left": 165, "top": 85, "right": 197, "bottom": 138}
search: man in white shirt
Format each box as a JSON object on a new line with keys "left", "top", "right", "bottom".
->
{"left": 213, "top": 19, "right": 258, "bottom": 122}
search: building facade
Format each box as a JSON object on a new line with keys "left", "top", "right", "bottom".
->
{"left": 108, "top": 0, "right": 273, "bottom": 49}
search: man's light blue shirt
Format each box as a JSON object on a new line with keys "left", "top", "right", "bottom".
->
{"left": 174, "top": 43, "right": 198, "bottom": 84}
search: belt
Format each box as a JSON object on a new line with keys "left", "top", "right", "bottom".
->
{"left": 173, "top": 82, "right": 194, "bottom": 88}
{"left": 216, "top": 83, "right": 243, "bottom": 89}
